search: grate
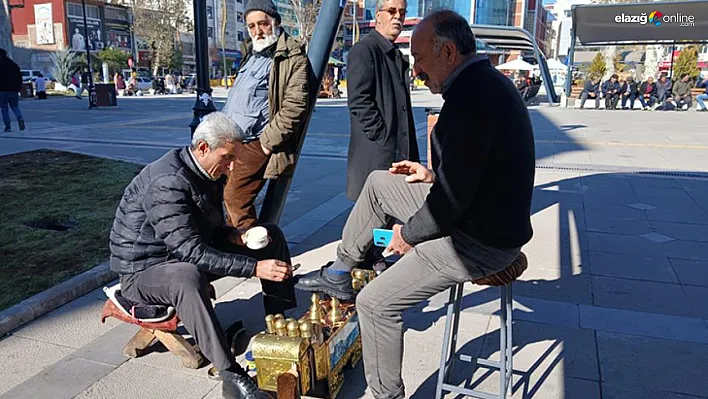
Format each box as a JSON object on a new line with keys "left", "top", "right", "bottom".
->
{"left": 535, "top": 163, "right": 708, "bottom": 180}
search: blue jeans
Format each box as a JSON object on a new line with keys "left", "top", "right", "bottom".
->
{"left": 0, "top": 91, "right": 23, "bottom": 128}
{"left": 697, "top": 93, "right": 708, "bottom": 110}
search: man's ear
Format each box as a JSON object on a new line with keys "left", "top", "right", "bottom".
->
{"left": 197, "top": 140, "right": 209, "bottom": 156}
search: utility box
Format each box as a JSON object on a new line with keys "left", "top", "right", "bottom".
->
{"left": 95, "top": 84, "right": 117, "bottom": 106}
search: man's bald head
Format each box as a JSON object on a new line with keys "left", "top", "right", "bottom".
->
{"left": 411, "top": 10, "right": 476, "bottom": 94}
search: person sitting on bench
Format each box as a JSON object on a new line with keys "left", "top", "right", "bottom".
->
{"left": 109, "top": 111, "right": 291, "bottom": 399}
{"left": 295, "top": 11, "right": 535, "bottom": 399}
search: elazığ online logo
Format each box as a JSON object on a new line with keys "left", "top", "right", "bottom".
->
{"left": 614, "top": 10, "right": 695, "bottom": 27}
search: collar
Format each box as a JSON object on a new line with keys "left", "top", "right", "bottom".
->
{"left": 186, "top": 147, "right": 218, "bottom": 181}
{"left": 442, "top": 54, "right": 487, "bottom": 95}
{"left": 370, "top": 29, "right": 396, "bottom": 54}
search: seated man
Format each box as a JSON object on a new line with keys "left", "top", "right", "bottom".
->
{"left": 296, "top": 11, "right": 534, "bottom": 399}
{"left": 620, "top": 76, "right": 638, "bottom": 109}
{"left": 672, "top": 73, "right": 693, "bottom": 110}
{"left": 579, "top": 76, "right": 600, "bottom": 109}
{"left": 602, "top": 74, "right": 620, "bottom": 110}
{"left": 638, "top": 76, "right": 657, "bottom": 110}
{"left": 109, "top": 112, "right": 291, "bottom": 399}
{"left": 696, "top": 78, "right": 708, "bottom": 112}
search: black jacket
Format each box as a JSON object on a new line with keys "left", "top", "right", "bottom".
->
{"left": 582, "top": 80, "right": 600, "bottom": 94}
{"left": 602, "top": 80, "right": 621, "bottom": 94}
{"left": 401, "top": 59, "right": 535, "bottom": 249}
{"left": 639, "top": 81, "right": 657, "bottom": 96}
{"left": 109, "top": 148, "right": 257, "bottom": 277}
{"left": 346, "top": 30, "right": 420, "bottom": 201}
{"left": 0, "top": 56, "right": 22, "bottom": 92}
{"left": 620, "top": 81, "right": 638, "bottom": 96}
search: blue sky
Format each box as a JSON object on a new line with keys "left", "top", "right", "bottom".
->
{"left": 543, "top": 0, "right": 556, "bottom": 4}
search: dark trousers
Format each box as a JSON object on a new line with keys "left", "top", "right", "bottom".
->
{"left": 604, "top": 93, "right": 619, "bottom": 109}
{"left": 639, "top": 94, "right": 656, "bottom": 108}
{"left": 621, "top": 93, "right": 638, "bottom": 109}
{"left": 676, "top": 95, "right": 693, "bottom": 109}
{"left": 119, "top": 224, "right": 296, "bottom": 371}
{"left": 579, "top": 91, "right": 600, "bottom": 108}
{"left": 223, "top": 139, "right": 269, "bottom": 230}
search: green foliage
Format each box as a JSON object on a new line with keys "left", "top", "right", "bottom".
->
{"left": 98, "top": 47, "right": 129, "bottom": 77}
{"left": 673, "top": 46, "right": 700, "bottom": 81}
{"left": 50, "top": 49, "right": 77, "bottom": 87}
{"left": 168, "top": 47, "right": 183, "bottom": 71}
{"left": 588, "top": 53, "right": 607, "bottom": 80}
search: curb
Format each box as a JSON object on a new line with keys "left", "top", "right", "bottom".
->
{"left": 0, "top": 261, "right": 116, "bottom": 337}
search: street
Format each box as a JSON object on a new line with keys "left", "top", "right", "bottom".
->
{"left": 1, "top": 90, "right": 708, "bottom": 398}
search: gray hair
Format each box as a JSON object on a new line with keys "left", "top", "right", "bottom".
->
{"left": 376, "top": 0, "right": 406, "bottom": 11}
{"left": 190, "top": 112, "right": 245, "bottom": 149}
{"left": 428, "top": 10, "right": 476, "bottom": 56}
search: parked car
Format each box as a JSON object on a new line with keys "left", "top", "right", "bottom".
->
{"left": 21, "top": 70, "right": 43, "bottom": 82}
{"left": 133, "top": 77, "right": 152, "bottom": 92}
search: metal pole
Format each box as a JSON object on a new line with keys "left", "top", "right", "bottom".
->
{"left": 258, "top": 0, "right": 346, "bottom": 224}
{"left": 668, "top": 42, "right": 676, "bottom": 81}
{"left": 564, "top": 18, "right": 576, "bottom": 98}
{"left": 81, "top": 0, "right": 97, "bottom": 108}
{"left": 189, "top": 0, "right": 217, "bottom": 136}
{"left": 221, "top": 0, "right": 229, "bottom": 89}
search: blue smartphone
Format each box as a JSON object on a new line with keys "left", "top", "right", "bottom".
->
{"left": 373, "top": 229, "right": 394, "bottom": 247}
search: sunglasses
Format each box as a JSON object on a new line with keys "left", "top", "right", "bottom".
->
{"left": 379, "top": 7, "right": 407, "bottom": 17}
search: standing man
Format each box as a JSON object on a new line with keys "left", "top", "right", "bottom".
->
{"left": 0, "top": 48, "right": 25, "bottom": 132}
{"left": 222, "top": 0, "right": 310, "bottom": 231}
{"left": 344, "top": 0, "right": 419, "bottom": 271}
{"left": 345, "top": 0, "right": 419, "bottom": 203}
{"left": 296, "top": 12, "right": 534, "bottom": 399}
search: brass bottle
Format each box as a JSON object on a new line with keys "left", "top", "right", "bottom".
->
{"left": 274, "top": 318, "right": 288, "bottom": 336}
{"left": 287, "top": 321, "right": 300, "bottom": 338}
{"left": 265, "top": 314, "right": 275, "bottom": 334}
{"left": 328, "top": 297, "right": 343, "bottom": 324}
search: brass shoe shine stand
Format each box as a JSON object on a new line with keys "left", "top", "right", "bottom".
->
{"left": 252, "top": 269, "right": 377, "bottom": 398}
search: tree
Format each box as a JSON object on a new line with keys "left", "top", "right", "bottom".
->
{"left": 290, "top": 0, "right": 321, "bottom": 45}
{"left": 98, "top": 47, "right": 129, "bottom": 76}
{"left": 673, "top": 45, "right": 700, "bottom": 81}
{"left": 50, "top": 48, "right": 77, "bottom": 87}
{"left": 133, "top": 0, "right": 191, "bottom": 75}
{"left": 587, "top": 53, "right": 606, "bottom": 80}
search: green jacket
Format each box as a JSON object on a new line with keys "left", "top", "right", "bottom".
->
{"left": 238, "top": 32, "right": 310, "bottom": 179}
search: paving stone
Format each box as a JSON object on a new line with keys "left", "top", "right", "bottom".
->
{"left": 11, "top": 293, "right": 121, "bottom": 349}
{"left": 587, "top": 232, "right": 664, "bottom": 257}
{"left": 682, "top": 285, "right": 708, "bottom": 319}
{"left": 602, "top": 384, "right": 708, "bottom": 399}
{"left": 592, "top": 276, "right": 696, "bottom": 318}
{"left": 68, "top": 323, "right": 139, "bottom": 367}
{"left": 627, "top": 203, "right": 657, "bottom": 211}
{"left": 512, "top": 269, "right": 593, "bottom": 306}
{"left": 0, "top": 335, "right": 74, "bottom": 396}
{"left": 640, "top": 232, "right": 676, "bottom": 243}
{"left": 646, "top": 207, "right": 708, "bottom": 225}
{"left": 586, "top": 217, "right": 653, "bottom": 235}
{"left": 587, "top": 251, "right": 678, "bottom": 283}
{"left": 579, "top": 305, "right": 708, "bottom": 344}
{"left": 0, "top": 357, "right": 115, "bottom": 399}
{"left": 73, "top": 361, "right": 217, "bottom": 399}
{"left": 669, "top": 258, "right": 708, "bottom": 287}
{"left": 651, "top": 221, "right": 708, "bottom": 243}
{"left": 479, "top": 319, "right": 599, "bottom": 381}
{"left": 662, "top": 240, "right": 708, "bottom": 262}
{"left": 598, "top": 331, "right": 708, "bottom": 397}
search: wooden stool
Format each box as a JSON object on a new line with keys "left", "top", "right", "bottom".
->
{"left": 100, "top": 284, "right": 216, "bottom": 369}
{"left": 435, "top": 252, "right": 528, "bottom": 399}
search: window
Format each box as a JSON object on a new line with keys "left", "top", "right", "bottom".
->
{"left": 207, "top": 6, "right": 213, "bottom": 19}
{"left": 104, "top": 7, "right": 128, "bottom": 21}
{"left": 237, "top": 11, "right": 243, "bottom": 22}
{"left": 67, "top": 3, "right": 100, "bottom": 19}
{"left": 237, "top": 0, "right": 243, "bottom": 3}
{"left": 237, "top": 31, "right": 244, "bottom": 41}
{"left": 207, "top": 27, "right": 214, "bottom": 37}
{"left": 564, "top": 10, "right": 571, "bottom": 18}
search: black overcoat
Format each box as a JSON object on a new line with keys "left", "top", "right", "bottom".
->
{"left": 345, "top": 30, "right": 420, "bottom": 201}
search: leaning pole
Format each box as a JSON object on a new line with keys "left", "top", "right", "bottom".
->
{"left": 258, "top": 0, "right": 347, "bottom": 224}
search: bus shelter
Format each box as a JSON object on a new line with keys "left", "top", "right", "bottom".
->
{"left": 565, "top": 0, "right": 708, "bottom": 96}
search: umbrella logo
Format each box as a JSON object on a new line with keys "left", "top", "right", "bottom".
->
{"left": 649, "top": 10, "right": 663, "bottom": 26}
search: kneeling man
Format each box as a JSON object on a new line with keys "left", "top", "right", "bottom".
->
{"left": 295, "top": 11, "right": 535, "bottom": 399}
{"left": 109, "top": 112, "right": 289, "bottom": 399}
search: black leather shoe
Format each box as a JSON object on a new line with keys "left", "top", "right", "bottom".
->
{"left": 295, "top": 265, "right": 354, "bottom": 300}
{"left": 222, "top": 370, "right": 272, "bottom": 399}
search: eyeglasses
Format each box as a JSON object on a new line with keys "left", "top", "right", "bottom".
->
{"left": 379, "top": 7, "right": 406, "bottom": 18}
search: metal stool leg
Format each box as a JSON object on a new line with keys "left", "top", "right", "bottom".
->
{"left": 505, "top": 284, "right": 513, "bottom": 396}
{"left": 499, "top": 286, "right": 508, "bottom": 399}
{"left": 448, "top": 283, "right": 464, "bottom": 379}
{"left": 436, "top": 283, "right": 462, "bottom": 399}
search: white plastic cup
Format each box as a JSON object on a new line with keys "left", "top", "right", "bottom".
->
{"left": 244, "top": 226, "right": 270, "bottom": 250}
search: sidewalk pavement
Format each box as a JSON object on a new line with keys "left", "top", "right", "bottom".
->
{"left": 2, "top": 94, "right": 708, "bottom": 398}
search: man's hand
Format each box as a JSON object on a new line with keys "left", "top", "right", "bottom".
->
{"left": 261, "top": 144, "right": 272, "bottom": 156}
{"left": 386, "top": 224, "right": 413, "bottom": 256}
{"left": 255, "top": 259, "right": 292, "bottom": 282}
{"left": 389, "top": 161, "right": 435, "bottom": 184}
